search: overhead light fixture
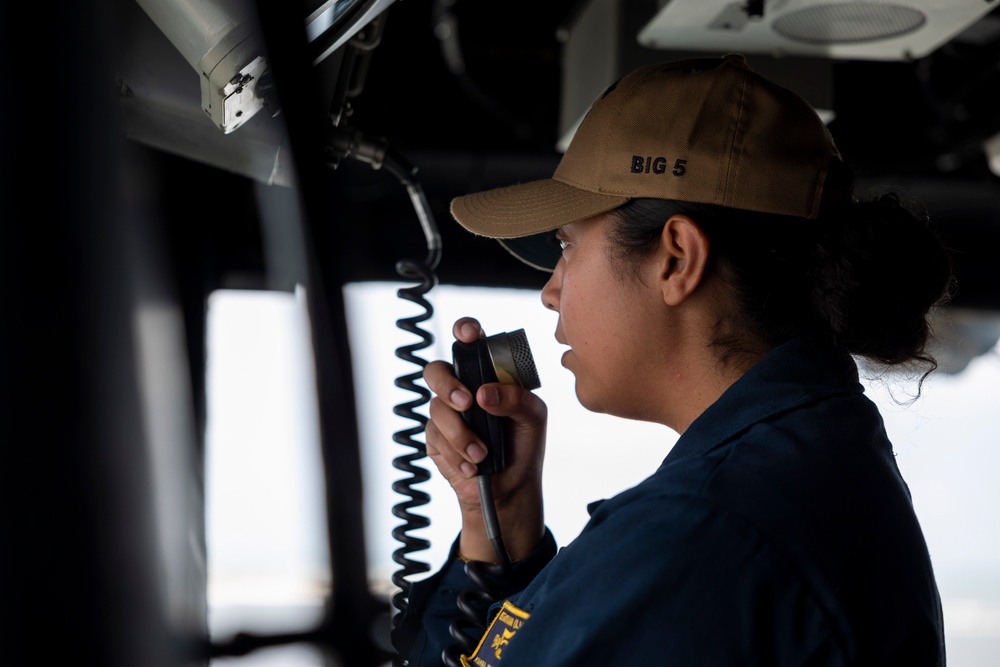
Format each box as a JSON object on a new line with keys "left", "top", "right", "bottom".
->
{"left": 556, "top": 0, "right": 841, "bottom": 153}
{"left": 637, "top": 0, "right": 998, "bottom": 61}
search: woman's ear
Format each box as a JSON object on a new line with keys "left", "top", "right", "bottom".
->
{"left": 656, "top": 215, "right": 710, "bottom": 306}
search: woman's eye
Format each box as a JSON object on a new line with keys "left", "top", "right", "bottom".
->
{"left": 547, "top": 232, "right": 569, "bottom": 252}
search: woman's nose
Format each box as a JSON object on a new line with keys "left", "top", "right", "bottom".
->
{"left": 540, "top": 266, "right": 561, "bottom": 312}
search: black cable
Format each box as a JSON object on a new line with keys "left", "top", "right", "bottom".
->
{"left": 325, "top": 121, "right": 442, "bottom": 665}
{"left": 443, "top": 563, "right": 507, "bottom": 666}
{"left": 327, "top": 123, "right": 515, "bottom": 667}
{"left": 478, "top": 475, "right": 511, "bottom": 571}
{"left": 390, "top": 254, "right": 437, "bottom": 665}
{"left": 441, "top": 477, "right": 511, "bottom": 667}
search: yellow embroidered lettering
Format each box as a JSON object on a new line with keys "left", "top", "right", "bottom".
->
{"left": 492, "top": 627, "right": 516, "bottom": 659}
{"left": 465, "top": 600, "right": 531, "bottom": 667}
{"left": 496, "top": 611, "right": 524, "bottom": 630}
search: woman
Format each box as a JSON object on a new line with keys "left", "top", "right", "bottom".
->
{"left": 395, "top": 54, "right": 953, "bottom": 666}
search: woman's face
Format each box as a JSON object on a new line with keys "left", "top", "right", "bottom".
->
{"left": 540, "top": 213, "right": 670, "bottom": 420}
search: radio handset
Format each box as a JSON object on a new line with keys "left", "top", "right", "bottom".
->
{"left": 451, "top": 329, "right": 541, "bottom": 476}
{"left": 442, "top": 329, "right": 541, "bottom": 667}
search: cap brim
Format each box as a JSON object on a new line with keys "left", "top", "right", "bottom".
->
{"left": 497, "top": 233, "right": 561, "bottom": 272}
{"left": 451, "top": 178, "right": 628, "bottom": 269}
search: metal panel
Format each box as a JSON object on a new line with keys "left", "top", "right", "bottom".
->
{"left": 637, "top": 0, "right": 999, "bottom": 61}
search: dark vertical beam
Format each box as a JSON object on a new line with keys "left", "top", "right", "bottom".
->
{"left": 251, "top": 3, "right": 391, "bottom": 665}
{"left": 0, "top": 2, "right": 206, "bottom": 666}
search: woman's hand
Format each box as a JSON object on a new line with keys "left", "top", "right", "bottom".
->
{"left": 423, "top": 317, "right": 548, "bottom": 563}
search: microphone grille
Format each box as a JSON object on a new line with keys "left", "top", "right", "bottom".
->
{"left": 506, "top": 329, "right": 541, "bottom": 390}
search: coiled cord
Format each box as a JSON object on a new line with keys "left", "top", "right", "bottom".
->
{"left": 327, "top": 121, "right": 511, "bottom": 666}
{"left": 442, "top": 484, "right": 511, "bottom": 667}
{"left": 389, "top": 256, "right": 437, "bottom": 665}
{"left": 443, "top": 559, "right": 509, "bottom": 666}
{"left": 326, "top": 120, "right": 444, "bottom": 661}
{"left": 371, "top": 146, "right": 443, "bottom": 667}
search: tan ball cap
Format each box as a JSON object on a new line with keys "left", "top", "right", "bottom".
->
{"left": 450, "top": 53, "right": 846, "bottom": 271}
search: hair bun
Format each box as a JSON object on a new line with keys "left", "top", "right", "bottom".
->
{"left": 811, "top": 191, "right": 954, "bottom": 366}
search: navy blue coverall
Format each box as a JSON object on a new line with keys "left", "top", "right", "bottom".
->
{"left": 395, "top": 335, "right": 946, "bottom": 666}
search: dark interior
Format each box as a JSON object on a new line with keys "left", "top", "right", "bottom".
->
{"left": 3, "top": 1, "right": 999, "bottom": 665}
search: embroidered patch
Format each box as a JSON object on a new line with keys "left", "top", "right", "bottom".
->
{"left": 460, "top": 600, "right": 530, "bottom": 667}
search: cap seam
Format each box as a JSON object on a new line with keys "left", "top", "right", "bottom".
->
{"left": 724, "top": 69, "right": 749, "bottom": 209}
{"left": 597, "top": 75, "right": 629, "bottom": 191}
{"left": 553, "top": 172, "right": 640, "bottom": 198}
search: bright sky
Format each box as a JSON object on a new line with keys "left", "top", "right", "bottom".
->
{"left": 205, "top": 283, "right": 1000, "bottom": 665}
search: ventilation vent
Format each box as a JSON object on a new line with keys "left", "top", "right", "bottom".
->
{"left": 773, "top": 3, "right": 926, "bottom": 44}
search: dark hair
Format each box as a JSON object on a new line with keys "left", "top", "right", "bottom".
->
{"left": 606, "top": 192, "right": 955, "bottom": 377}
